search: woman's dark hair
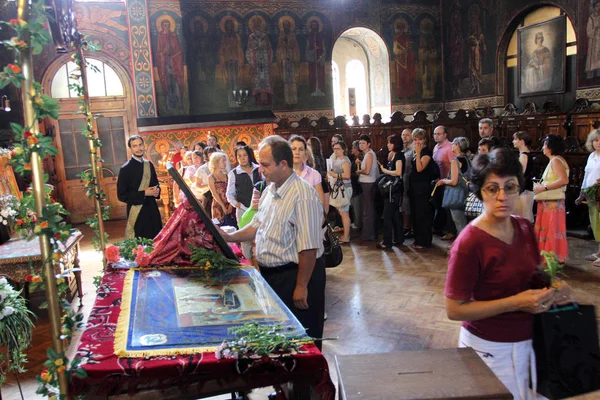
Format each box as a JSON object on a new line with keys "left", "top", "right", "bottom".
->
{"left": 203, "top": 145, "right": 217, "bottom": 159}
{"left": 513, "top": 131, "right": 532, "bottom": 147}
{"left": 193, "top": 150, "right": 204, "bottom": 161}
{"left": 469, "top": 147, "right": 525, "bottom": 200}
{"left": 332, "top": 133, "right": 344, "bottom": 144}
{"left": 544, "top": 134, "right": 565, "bottom": 156}
{"left": 289, "top": 134, "right": 307, "bottom": 149}
{"left": 332, "top": 140, "right": 347, "bottom": 155}
{"left": 387, "top": 134, "right": 403, "bottom": 152}
{"left": 308, "top": 137, "right": 323, "bottom": 157}
{"left": 358, "top": 134, "right": 371, "bottom": 144}
{"left": 478, "top": 137, "right": 494, "bottom": 149}
{"left": 235, "top": 145, "right": 257, "bottom": 165}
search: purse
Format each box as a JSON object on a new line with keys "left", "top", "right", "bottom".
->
{"left": 322, "top": 222, "right": 343, "bottom": 268}
{"left": 533, "top": 304, "right": 600, "bottom": 399}
{"left": 464, "top": 192, "right": 483, "bottom": 218}
{"left": 329, "top": 174, "right": 351, "bottom": 209}
{"left": 534, "top": 158, "right": 568, "bottom": 201}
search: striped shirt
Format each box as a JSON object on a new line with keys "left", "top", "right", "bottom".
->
{"left": 251, "top": 172, "right": 324, "bottom": 267}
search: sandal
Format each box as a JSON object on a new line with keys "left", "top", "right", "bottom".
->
{"left": 584, "top": 254, "right": 599, "bottom": 262}
{"left": 339, "top": 238, "right": 350, "bottom": 244}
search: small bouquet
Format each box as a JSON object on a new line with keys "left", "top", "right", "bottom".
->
{"left": 0, "top": 194, "right": 19, "bottom": 230}
{"left": 581, "top": 181, "right": 600, "bottom": 210}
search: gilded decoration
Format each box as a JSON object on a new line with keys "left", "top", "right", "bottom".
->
{"left": 129, "top": 0, "right": 156, "bottom": 117}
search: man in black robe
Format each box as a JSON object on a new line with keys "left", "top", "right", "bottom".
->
{"left": 117, "top": 135, "right": 163, "bottom": 239}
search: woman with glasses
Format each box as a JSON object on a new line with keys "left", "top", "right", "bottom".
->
{"left": 445, "top": 148, "right": 572, "bottom": 400}
{"left": 533, "top": 134, "right": 569, "bottom": 263}
{"left": 327, "top": 141, "right": 352, "bottom": 243}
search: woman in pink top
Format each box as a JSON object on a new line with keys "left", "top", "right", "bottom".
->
{"left": 289, "top": 135, "right": 325, "bottom": 210}
{"left": 445, "top": 148, "right": 572, "bottom": 400}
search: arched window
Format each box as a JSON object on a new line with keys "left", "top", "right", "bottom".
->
{"left": 50, "top": 58, "right": 124, "bottom": 98}
{"left": 345, "top": 59, "right": 367, "bottom": 117}
{"left": 332, "top": 61, "right": 342, "bottom": 117}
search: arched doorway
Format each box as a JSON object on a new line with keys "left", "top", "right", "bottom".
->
{"left": 332, "top": 27, "right": 391, "bottom": 121}
{"left": 42, "top": 54, "right": 136, "bottom": 223}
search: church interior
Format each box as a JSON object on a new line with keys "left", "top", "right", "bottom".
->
{"left": 1, "top": 0, "right": 600, "bottom": 398}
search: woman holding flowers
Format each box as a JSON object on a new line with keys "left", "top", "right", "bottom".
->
{"left": 445, "top": 148, "right": 572, "bottom": 400}
{"left": 575, "top": 129, "right": 600, "bottom": 267}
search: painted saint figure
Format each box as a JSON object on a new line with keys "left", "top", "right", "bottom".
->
{"left": 156, "top": 18, "right": 185, "bottom": 110}
{"left": 449, "top": 11, "right": 464, "bottom": 96}
{"left": 187, "top": 17, "right": 215, "bottom": 110}
{"left": 306, "top": 18, "right": 326, "bottom": 97}
{"left": 467, "top": 5, "right": 486, "bottom": 95}
{"left": 393, "top": 19, "right": 416, "bottom": 99}
{"left": 276, "top": 17, "right": 300, "bottom": 105}
{"left": 218, "top": 17, "right": 244, "bottom": 103}
{"left": 524, "top": 32, "right": 552, "bottom": 92}
{"left": 418, "top": 18, "right": 437, "bottom": 99}
{"left": 586, "top": 0, "right": 600, "bottom": 79}
{"left": 246, "top": 16, "right": 273, "bottom": 105}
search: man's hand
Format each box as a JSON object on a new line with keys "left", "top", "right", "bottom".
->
{"left": 215, "top": 225, "right": 231, "bottom": 241}
{"left": 144, "top": 186, "right": 159, "bottom": 197}
{"left": 293, "top": 285, "right": 309, "bottom": 309}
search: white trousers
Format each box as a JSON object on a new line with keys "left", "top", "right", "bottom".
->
{"left": 459, "top": 327, "right": 546, "bottom": 400}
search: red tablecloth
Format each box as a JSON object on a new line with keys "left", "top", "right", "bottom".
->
{"left": 70, "top": 269, "right": 335, "bottom": 399}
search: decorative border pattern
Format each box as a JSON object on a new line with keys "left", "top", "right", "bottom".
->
{"left": 273, "top": 109, "right": 334, "bottom": 121}
{"left": 576, "top": 88, "right": 600, "bottom": 101}
{"left": 380, "top": 5, "right": 440, "bottom": 21}
{"left": 392, "top": 102, "right": 442, "bottom": 114}
{"left": 179, "top": 1, "right": 331, "bottom": 18}
{"left": 127, "top": 0, "right": 157, "bottom": 117}
{"left": 443, "top": 96, "right": 505, "bottom": 111}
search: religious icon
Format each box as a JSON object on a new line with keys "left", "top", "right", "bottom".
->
{"left": 305, "top": 16, "right": 326, "bottom": 97}
{"left": 277, "top": 16, "right": 300, "bottom": 105}
{"left": 246, "top": 15, "right": 273, "bottom": 105}
{"left": 155, "top": 15, "right": 185, "bottom": 110}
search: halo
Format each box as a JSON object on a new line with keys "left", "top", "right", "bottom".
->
{"left": 468, "top": 4, "right": 480, "bottom": 19}
{"left": 248, "top": 15, "right": 266, "bottom": 33}
{"left": 153, "top": 139, "right": 170, "bottom": 153}
{"left": 306, "top": 16, "right": 323, "bottom": 32}
{"left": 189, "top": 15, "right": 208, "bottom": 34}
{"left": 278, "top": 16, "right": 295, "bottom": 32}
{"left": 156, "top": 15, "right": 176, "bottom": 32}
{"left": 419, "top": 17, "right": 433, "bottom": 33}
{"left": 394, "top": 17, "right": 408, "bottom": 33}
{"left": 220, "top": 15, "right": 239, "bottom": 33}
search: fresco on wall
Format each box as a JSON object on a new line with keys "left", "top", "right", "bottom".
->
{"left": 150, "top": 11, "right": 189, "bottom": 116}
{"left": 150, "top": 2, "right": 333, "bottom": 117}
{"left": 384, "top": 10, "right": 442, "bottom": 103}
{"left": 443, "top": 0, "right": 497, "bottom": 100}
{"left": 579, "top": 0, "right": 600, "bottom": 88}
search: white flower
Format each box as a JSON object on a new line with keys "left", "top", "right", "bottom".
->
{"left": 2, "top": 306, "right": 14, "bottom": 317}
{"left": 222, "top": 349, "right": 231, "bottom": 358}
{"left": 0, "top": 277, "right": 7, "bottom": 285}
{"left": 2, "top": 220, "right": 7, "bottom": 225}
{"left": 214, "top": 349, "right": 222, "bottom": 360}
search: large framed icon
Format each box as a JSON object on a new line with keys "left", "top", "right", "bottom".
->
{"left": 167, "top": 162, "right": 238, "bottom": 260}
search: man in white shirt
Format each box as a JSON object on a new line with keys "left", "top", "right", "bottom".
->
{"left": 218, "top": 136, "right": 326, "bottom": 346}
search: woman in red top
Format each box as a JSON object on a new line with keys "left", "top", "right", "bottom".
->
{"left": 445, "top": 148, "right": 572, "bottom": 400}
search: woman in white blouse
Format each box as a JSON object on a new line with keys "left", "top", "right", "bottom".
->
{"left": 576, "top": 129, "right": 600, "bottom": 266}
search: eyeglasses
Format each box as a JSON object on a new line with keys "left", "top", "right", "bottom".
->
{"left": 481, "top": 183, "right": 520, "bottom": 197}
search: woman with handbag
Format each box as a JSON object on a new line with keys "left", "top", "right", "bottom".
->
{"left": 435, "top": 137, "right": 470, "bottom": 235}
{"left": 445, "top": 148, "right": 573, "bottom": 400}
{"left": 575, "top": 129, "right": 600, "bottom": 266}
{"left": 513, "top": 131, "right": 534, "bottom": 222}
{"left": 377, "top": 134, "right": 405, "bottom": 249}
{"left": 533, "top": 134, "right": 569, "bottom": 263}
{"left": 326, "top": 141, "right": 352, "bottom": 243}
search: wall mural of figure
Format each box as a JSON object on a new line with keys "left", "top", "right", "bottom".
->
{"left": 276, "top": 16, "right": 300, "bottom": 105}
{"left": 246, "top": 15, "right": 273, "bottom": 106}
{"left": 524, "top": 32, "right": 553, "bottom": 92}
{"left": 156, "top": 15, "right": 185, "bottom": 111}
{"left": 418, "top": 17, "right": 437, "bottom": 99}
{"left": 586, "top": 0, "right": 600, "bottom": 79}
{"left": 306, "top": 16, "right": 326, "bottom": 97}
{"left": 187, "top": 16, "right": 215, "bottom": 110}
{"left": 393, "top": 17, "right": 416, "bottom": 99}
{"left": 467, "top": 4, "right": 486, "bottom": 95}
{"left": 218, "top": 16, "right": 244, "bottom": 107}
{"left": 449, "top": 11, "right": 464, "bottom": 96}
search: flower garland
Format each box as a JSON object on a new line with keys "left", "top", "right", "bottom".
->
{"left": 0, "top": 1, "right": 87, "bottom": 395}
{"left": 0, "top": 277, "right": 35, "bottom": 389}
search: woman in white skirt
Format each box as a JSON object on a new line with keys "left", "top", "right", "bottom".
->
{"left": 445, "top": 148, "right": 572, "bottom": 400}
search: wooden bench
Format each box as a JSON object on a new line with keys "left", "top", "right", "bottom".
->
{"left": 335, "top": 348, "right": 513, "bottom": 400}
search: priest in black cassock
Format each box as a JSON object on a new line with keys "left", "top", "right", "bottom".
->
{"left": 117, "top": 135, "right": 163, "bottom": 239}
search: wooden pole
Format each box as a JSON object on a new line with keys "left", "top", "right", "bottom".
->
{"left": 16, "top": 0, "right": 69, "bottom": 397}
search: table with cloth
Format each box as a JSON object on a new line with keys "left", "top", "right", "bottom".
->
{"left": 70, "top": 266, "right": 335, "bottom": 399}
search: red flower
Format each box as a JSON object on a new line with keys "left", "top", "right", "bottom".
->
{"left": 55, "top": 232, "right": 61, "bottom": 239}
{"left": 39, "top": 221, "right": 49, "bottom": 229}
{"left": 135, "top": 252, "right": 151, "bottom": 267}
{"left": 9, "top": 19, "right": 18, "bottom": 25}
{"left": 7, "top": 64, "right": 21, "bottom": 74}
{"left": 105, "top": 245, "right": 120, "bottom": 263}
{"left": 23, "top": 130, "right": 32, "bottom": 139}
{"left": 27, "top": 135, "right": 39, "bottom": 146}
{"left": 23, "top": 163, "right": 31, "bottom": 170}
{"left": 16, "top": 219, "right": 24, "bottom": 226}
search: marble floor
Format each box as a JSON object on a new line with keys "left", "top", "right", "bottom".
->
{"left": 1, "top": 219, "right": 599, "bottom": 399}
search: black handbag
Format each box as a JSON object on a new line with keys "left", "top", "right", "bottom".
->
{"left": 322, "top": 223, "right": 343, "bottom": 268}
{"left": 533, "top": 304, "right": 600, "bottom": 399}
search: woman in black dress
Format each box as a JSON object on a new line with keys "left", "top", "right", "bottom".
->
{"left": 409, "top": 128, "right": 434, "bottom": 249}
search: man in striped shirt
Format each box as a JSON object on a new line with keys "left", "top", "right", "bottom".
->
{"left": 219, "top": 136, "right": 326, "bottom": 345}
